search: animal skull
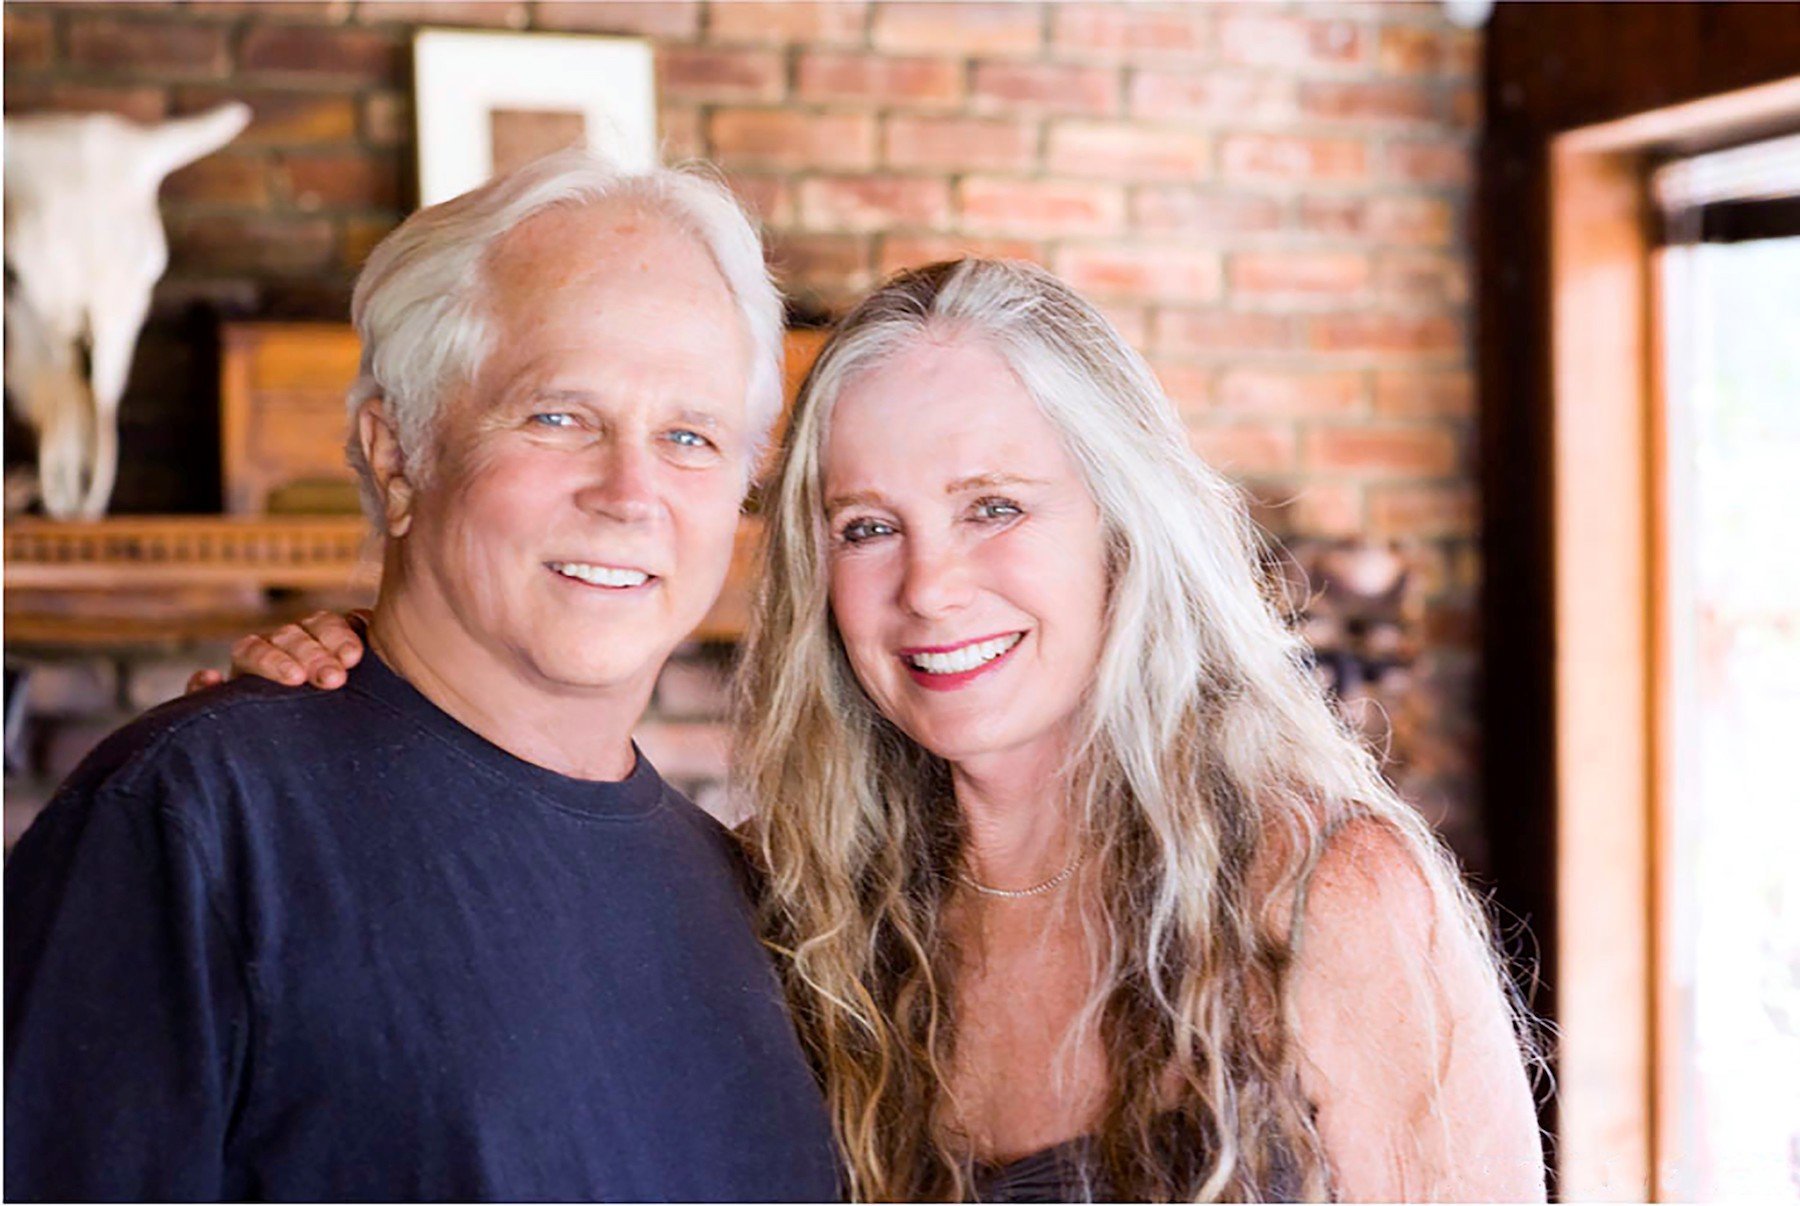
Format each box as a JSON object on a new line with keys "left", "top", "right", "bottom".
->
{"left": 4, "top": 102, "right": 249, "bottom": 519}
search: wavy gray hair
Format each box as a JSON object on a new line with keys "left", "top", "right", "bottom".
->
{"left": 344, "top": 150, "right": 782, "bottom": 525}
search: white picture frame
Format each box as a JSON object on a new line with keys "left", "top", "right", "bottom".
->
{"left": 413, "top": 28, "right": 656, "bottom": 206}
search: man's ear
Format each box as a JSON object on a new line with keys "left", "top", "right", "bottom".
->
{"left": 357, "top": 397, "right": 415, "bottom": 538}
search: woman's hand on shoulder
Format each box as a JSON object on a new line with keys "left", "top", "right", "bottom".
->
{"left": 1291, "top": 817, "right": 1545, "bottom": 1202}
{"left": 184, "top": 609, "right": 369, "bottom": 694}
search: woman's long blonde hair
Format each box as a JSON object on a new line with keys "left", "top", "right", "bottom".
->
{"left": 735, "top": 259, "right": 1523, "bottom": 1201}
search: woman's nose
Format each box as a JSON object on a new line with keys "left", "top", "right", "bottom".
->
{"left": 899, "top": 538, "right": 974, "bottom": 618}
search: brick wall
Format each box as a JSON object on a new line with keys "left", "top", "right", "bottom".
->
{"left": 3, "top": 2, "right": 1484, "bottom": 864}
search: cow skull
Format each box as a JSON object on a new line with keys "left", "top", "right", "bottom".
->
{"left": 4, "top": 102, "right": 249, "bottom": 519}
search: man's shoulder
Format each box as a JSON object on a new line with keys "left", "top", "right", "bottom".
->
{"left": 55, "top": 677, "right": 377, "bottom": 814}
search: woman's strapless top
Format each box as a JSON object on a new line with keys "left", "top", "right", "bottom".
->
{"left": 968, "top": 1117, "right": 1302, "bottom": 1203}
{"left": 971, "top": 1132, "right": 1104, "bottom": 1202}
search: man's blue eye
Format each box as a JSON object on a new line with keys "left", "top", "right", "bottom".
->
{"left": 530, "top": 413, "right": 578, "bottom": 429}
{"left": 668, "top": 429, "right": 711, "bottom": 448}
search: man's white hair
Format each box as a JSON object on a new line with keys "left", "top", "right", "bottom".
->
{"left": 345, "top": 149, "right": 783, "bottom": 524}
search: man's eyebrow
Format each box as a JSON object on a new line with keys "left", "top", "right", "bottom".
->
{"left": 671, "top": 407, "right": 726, "bottom": 432}
{"left": 945, "top": 472, "right": 1047, "bottom": 493}
{"left": 824, "top": 490, "right": 884, "bottom": 516}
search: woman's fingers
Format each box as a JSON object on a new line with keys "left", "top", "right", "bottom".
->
{"left": 229, "top": 632, "right": 309, "bottom": 686}
{"left": 186, "top": 669, "right": 225, "bottom": 695}
{"left": 265, "top": 621, "right": 349, "bottom": 689}
{"left": 298, "top": 610, "right": 365, "bottom": 673}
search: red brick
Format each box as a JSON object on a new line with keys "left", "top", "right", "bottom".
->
{"left": 1054, "top": 243, "right": 1221, "bottom": 304}
{"left": 528, "top": 1, "right": 701, "bottom": 37}
{"left": 711, "top": 109, "right": 877, "bottom": 171}
{"left": 1151, "top": 359, "right": 1210, "bottom": 414}
{"left": 801, "top": 175, "right": 951, "bottom": 232}
{"left": 163, "top": 153, "right": 271, "bottom": 207}
{"left": 67, "top": 16, "right": 231, "bottom": 78}
{"left": 1381, "top": 138, "right": 1473, "bottom": 187}
{"left": 278, "top": 150, "right": 402, "bottom": 210}
{"left": 1373, "top": 369, "right": 1473, "bottom": 418}
{"left": 1153, "top": 309, "right": 1292, "bottom": 355}
{"left": 1369, "top": 195, "right": 1456, "bottom": 246}
{"left": 1187, "top": 421, "right": 1297, "bottom": 475}
{"left": 1303, "top": 425, "right": 1459, "bottom": 476}
{"left": 1307, "top": 312, "right": 1462, "bottom": 356}
{"left": 1094, "top": 303, "right": 1149, "bottom": 351}
{"left": 181, "top": 2, "right": 351, "bottom": 19}
{"left": 175, "top": 87, "right": 358, "bottom": 144}
{"left": 632, "top": 721, "right": 729, "bottom": 780}
{"left": 1046, "top": 122, "right": 1210, "bottom": 182}
{"left": 797, "top": 52, "right": 964, "bottom": 108}
{"left": 4, "top": 10, "right": 55, "bottom": 70}
{"left": 1292, "top": 194, "right": 1456, "bottom": 246}
{"left": 873, "top": 2, "right": 1042, "bottom": 56}
{"left": 1221, "top": 133, "right": 1366, "bottom": 182}
{"left": 355, "top": 1, "right": 527, "bottom": 27}
{"left": 957, "top": 176, "right": 1125, "bottom": 238}
{"left": 884, "top": 115, "right": 1035, "bottom": 173}
{"left": 1132, "top": 187, "right": 1282, "bottom": 236}
{"left": 971, "top": 61, "right": 1119, "bottom": 115}
{"left": 769, "top": 231, "right": 874, "bottom": 292}
{"left": 1129, "top": 69, "right": 1296, "bottom": 122}
{"left": 1050, "top": 4, "right": 1209, "bottom": 60}
{"left": 1216, "top": 368, "right": 1366, "bottom": 416}
{"left": 1377, "top": 24, "right": 1451, "bottom": 76}
{"left": 722, "top": 172, "right": 793, "bottom": 227}
{"left": 1374, "top": 250, "right": 1470, "bottom": 306}
{"left": 1284, "top": 481, "right": 1365, "bottom": 538}
{"left": 1216, "top": 11, "right": 1365, "bottom": 69}
{"left": 709, "top": 1, "right": 867, "bottom": 45}
{"left": 7, "top": 82, "right": 169, "bottom": 123}
{"left": 1451, "top": 83, "right": 1481, "bottom": 128}
{"left": 1299, "top": 80, "right": 1439, "bottom": 125}
{"left": 240, "top": 24, "right": 402, "bottom": 83}
{"left": 1369, "top": 482, "right": 1476, "bottom": 537}
{"left": 360, "top": 90, "right": 408, "bottom": 146}
{"left": 1229, "top": 250, "right": 1370, "bottom": 298}
{"left": 659, "top": 46, "right": 785, "bottom": 102}
{"left": 878, "top": 234, "right": 1046, "bottom": 275}
{"left": 167, "top": 213, "right": 336, "bottom": 274}
{"left": 659, "top": 104, "right": 704, "bottom": 161}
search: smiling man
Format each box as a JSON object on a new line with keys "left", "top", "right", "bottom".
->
{"left": 4, "top": 154, "right": 839, "bottom": 1202}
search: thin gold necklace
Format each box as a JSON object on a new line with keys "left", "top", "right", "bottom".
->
{"left": 958, "top": 846, "right": 1086, "bottom": 899}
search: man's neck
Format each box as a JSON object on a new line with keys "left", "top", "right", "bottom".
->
{"left": 368, "top": 589, "right": 645, "bottom": 783}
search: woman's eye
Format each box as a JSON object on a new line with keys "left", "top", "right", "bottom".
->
{"left": 839, "top": 517, "right": 896, "bottom": 544}
{"left": 973, "top": 498, "right": 1023, "bottom": 522}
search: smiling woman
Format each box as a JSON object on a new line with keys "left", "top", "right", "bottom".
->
{"left": 738, "top": 258, "right": 1545, "bottom": 1201}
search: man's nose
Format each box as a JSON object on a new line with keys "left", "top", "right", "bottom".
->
{"left": 899, "top": 536, "right": 974, "bottom": 619}
{"left": 575, "top": 439, "right": 658, "bottom": 524}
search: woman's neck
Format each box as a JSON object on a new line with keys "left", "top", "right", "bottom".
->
{"left": 951, "top": 739, "right": 1082, "bottom": 893}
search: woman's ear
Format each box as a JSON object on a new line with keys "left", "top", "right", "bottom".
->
{"left": 357, "top": 397, "right": 415, "bottom": 538}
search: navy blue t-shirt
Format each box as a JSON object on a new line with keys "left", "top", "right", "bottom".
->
{"left": 4, "top": 653, "right": 840, "bottom": 1201}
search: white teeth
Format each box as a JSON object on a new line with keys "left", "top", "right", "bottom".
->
{"left": 549, "top": 562, "right": 650, "bottom": 588}
{"left": 907, "top": 632, "right": 1022, "bottom": 675}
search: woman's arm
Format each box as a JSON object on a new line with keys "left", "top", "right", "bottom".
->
{"left": 185, "top": 610, "right": 367, "bottom": 693}
{"left": 1290, "top": 818, "right": 1545, "bottom": 1202}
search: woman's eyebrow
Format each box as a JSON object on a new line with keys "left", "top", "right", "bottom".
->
{"left": 824, "top": 490, "right": 884, "bottom": 517}
{"left": 944, "top": 472, "right": 1048, "bottom": 494}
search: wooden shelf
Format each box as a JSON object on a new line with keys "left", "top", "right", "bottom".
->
{"left": 5, "top": 515, "right": 376, "bottom": 591}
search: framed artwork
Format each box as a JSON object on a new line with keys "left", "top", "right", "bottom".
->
{"left": 413, "top": 29, "right": 656, "bottom": 206}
